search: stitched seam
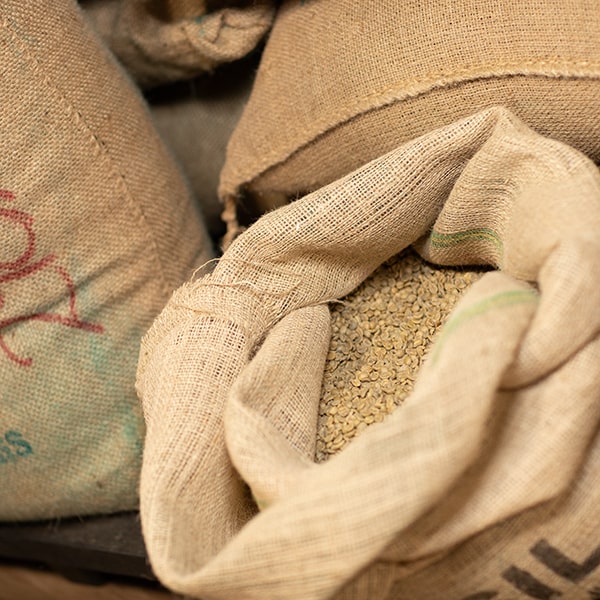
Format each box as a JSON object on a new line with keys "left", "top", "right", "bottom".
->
{"left": 224, "top": 59, "right": 600, "bottom": 193}
{"left": 1, "top": 13, "right": 171, "bottom": 298}
{"left": 332, "top": 58, "right": 600, "bottom": 111}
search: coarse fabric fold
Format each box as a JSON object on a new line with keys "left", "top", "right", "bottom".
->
{"left": 220, "top": 0, "right": 600, "bottom": 229}
{"left": 83, "top": 0, "right": 275, "bottom": 88}
{"left": 138, "top": 107, "right": 600, "bottom": 599}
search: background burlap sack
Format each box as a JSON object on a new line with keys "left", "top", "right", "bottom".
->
{"left": 220, "top": 0, "right": 600, "bottom": 225}
{"left": 146, "top": 56, "right": 256, "bottom": 241}
{"left": 137, "top": 107, "right": 600, "bottom": 598}
{"left": 82, "top": 0, "right": 275, "bottom": 88}
{"left": 0, "top": 0, "right": 213, "bottom": 520}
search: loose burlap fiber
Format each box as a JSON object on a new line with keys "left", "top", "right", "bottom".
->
{"left": 0, "top": 1, "right": 213, "bottom": 520}
{"left": 138, "top": 106, "right": 600, "bottom": 599}
{"left": 220, "top": 0, "right": 600, "bottom": 221}
{"left": 83, "top": 0, "right": 275, "bottom": 88}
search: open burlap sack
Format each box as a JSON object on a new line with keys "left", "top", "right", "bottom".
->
{"left": 137, "top": 106, "right": 600, "bottom": 598}
{"left": 220, "top": 0, "right": 600, "bottom": 230}
{"left": 0, "top": 1, "right": 213, "bottom": 520}
{"left": 82, "top": 0, "right": 275, "bottom": 88}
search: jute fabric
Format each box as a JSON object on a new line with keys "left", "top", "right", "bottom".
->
{"left": 138, "top": 107, "right": 600, "bottom": 598}
{"left": 220, "top": 0, "right": 600, "bottom": 229}
{"left": 0, "top": 0, "right": 213, "bottom": 520}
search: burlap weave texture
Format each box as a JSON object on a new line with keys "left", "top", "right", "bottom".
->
{"left": 138, "top": 107, "right": 600, "bottom": 598}
{"left": 0, "top": 0, "right": 213, "bottom": 520}
{"left": 220, "top": 0, "right": 600, "bottom": 223}
{"left": 83, "top": 0, "right": 275, "bottom": 88}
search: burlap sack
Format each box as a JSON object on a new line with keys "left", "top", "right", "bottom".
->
{"left": 220, "top": 0, "right": 600, "bottom": 227}
{"left": 0, "top": 1, "right": 213, "bottom": 521}
{"left": 137, "top": 107, "right": 600, "bottom": 599}
{"left": 82, "top": 0, "right": 275, "bottom": 88}
{"left": 147, "top": 57, "right": 255, "bottom": 240}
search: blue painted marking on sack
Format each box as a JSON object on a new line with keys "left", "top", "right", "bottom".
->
{"left": 85, "top": 325, "right": 145, "bottom": 461}
{"left": 0, "top": 430, "right": 33, "bottom": 465}
{"left": 195, "top": 14, "right": 206, "bottom": 36}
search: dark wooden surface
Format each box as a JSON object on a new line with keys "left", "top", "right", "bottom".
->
{"left": 0, "top": 512, "right": 155, "bottom": 583}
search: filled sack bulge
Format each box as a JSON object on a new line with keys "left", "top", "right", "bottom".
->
{"left": 220, "top": 0, "right": 600, "bottom": 230}
{"left": 0, "top": 0, "right": 213, "bottom": 520}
